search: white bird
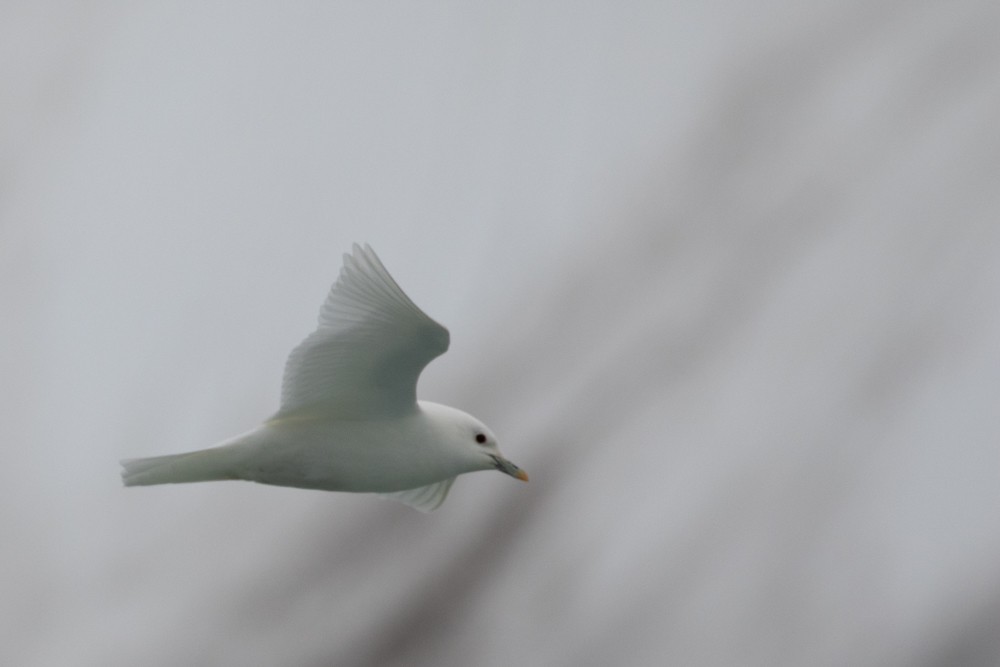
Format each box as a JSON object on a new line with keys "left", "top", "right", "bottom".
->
{"left": 120, "top": 244, "right": 527, "bottom": 512}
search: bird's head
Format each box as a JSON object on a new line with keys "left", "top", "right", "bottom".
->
{"left": 423, "top": 402, "right": 528, "bottom": 482}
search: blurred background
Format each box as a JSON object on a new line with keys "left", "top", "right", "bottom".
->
{"left": 4, "top": 2, "right": 1000, "bottom": 665}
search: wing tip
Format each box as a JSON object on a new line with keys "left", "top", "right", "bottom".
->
{"left": 341, "top": 243, "right": 383, "bottom": 283}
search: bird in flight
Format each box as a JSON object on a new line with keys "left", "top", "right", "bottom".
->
{"left": 121, "top": 244, "right": 527, "bottom": 511}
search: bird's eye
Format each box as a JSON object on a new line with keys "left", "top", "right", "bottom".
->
{"left": 475, "top": 433, "right": 487, "bottom": 444}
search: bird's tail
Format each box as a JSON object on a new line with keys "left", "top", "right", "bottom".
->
{"left": 120, "top": 446, "right": 242, "bottom": 487}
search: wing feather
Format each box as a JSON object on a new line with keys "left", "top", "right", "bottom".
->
{"left": 377, "top": 477, "right": 456, "bottom": 512}
{"left": 275, "top": 244, "right": 449, "bottom": 419}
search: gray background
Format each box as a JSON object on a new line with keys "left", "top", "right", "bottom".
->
{"left": 4, "top": 2, "right": 1000, "bottom": 665}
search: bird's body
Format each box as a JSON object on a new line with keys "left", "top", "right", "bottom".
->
{"left": 121, "top": 245, "right": 526, "bottom": 511}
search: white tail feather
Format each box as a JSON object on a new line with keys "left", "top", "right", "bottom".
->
{"left": 120, "top": 447, "right": 240, "bottom": 486}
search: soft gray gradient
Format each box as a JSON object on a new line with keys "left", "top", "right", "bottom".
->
{"left": 4, "top": 2, "right": 1000, "bottom": 666}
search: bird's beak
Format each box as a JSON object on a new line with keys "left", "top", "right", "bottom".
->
{"left": 491, "top": 455, "right": 529, "bottom": 482}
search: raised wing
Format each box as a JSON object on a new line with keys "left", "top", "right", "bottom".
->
{"left": 274, "top": 244, "right": 449, "bottom": 419}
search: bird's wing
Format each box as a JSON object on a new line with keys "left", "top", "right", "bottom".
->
{"left": 275, "top": 244, "right": 449, "bottom": 419}
{"left": 378, "top": 477, "right": 456, "bottom": 512}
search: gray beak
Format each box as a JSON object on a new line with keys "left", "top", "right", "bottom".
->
{"left": 491, "top": 455, "right": 529, "bottom": 482}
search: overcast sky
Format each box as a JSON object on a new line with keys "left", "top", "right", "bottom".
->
{"left": 4, "top": 2, "right": 1000, "bottom": 666}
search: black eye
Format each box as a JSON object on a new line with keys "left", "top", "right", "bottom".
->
{"left": 475, "top": 433, "right": 487, "bottom": 444}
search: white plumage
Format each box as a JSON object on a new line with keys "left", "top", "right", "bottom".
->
{"left": 120, "top": 244, "right": 527, "bottom": 512}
